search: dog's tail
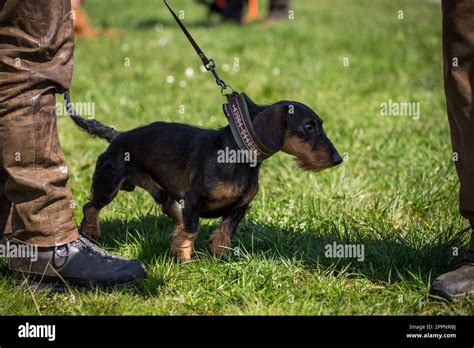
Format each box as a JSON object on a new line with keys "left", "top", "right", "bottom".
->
{"left": 64, "top": 91, "right": 119, "bottom": 142}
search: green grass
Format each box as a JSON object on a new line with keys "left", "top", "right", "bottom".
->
{"left": 1, "top": 0, "right": 473, "bottom": 315}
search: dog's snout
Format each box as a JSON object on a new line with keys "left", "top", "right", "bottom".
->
{"left": 332, "top": 152, "right": 343, "bottom": 166}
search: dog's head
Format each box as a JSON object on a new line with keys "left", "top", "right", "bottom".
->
{"left": 244, "top": 94, "right": 342, "bottom": 171}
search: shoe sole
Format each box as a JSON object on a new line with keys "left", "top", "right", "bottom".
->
{"left": 15, "top": 277, "right": 141, "bottom": 293}
{"left": 430, "top": 287, "right": 474, "bottom": 301}
{"left": 11, "top": 271, "right": 144, "bottom": 292}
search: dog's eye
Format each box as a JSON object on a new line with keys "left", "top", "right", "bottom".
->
{"left": 304, "top": 122, "right": 315, "bottom": 132}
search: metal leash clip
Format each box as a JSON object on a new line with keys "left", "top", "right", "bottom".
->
{"left": 164, "top": 0, "right": 233, "bottom": 95}
{"left": 205, "top": 59, "right": 234, "bottom": 95}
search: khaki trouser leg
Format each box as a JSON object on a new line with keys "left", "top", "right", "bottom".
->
{"left": 0, "top": 0, "right": 79, "bottom": 247}
{"left": 0, "top": 92, "right": 79, "bottom": 247}
{"left": 442, "top": 0, "right": 474, "bottom": 250}
{"left": 0, "top": 167, "right": 13, "bottom": 236}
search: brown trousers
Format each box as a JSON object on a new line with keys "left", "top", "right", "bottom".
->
{"left": 442, "top": 0, "right": 474, "bottom": 244}
{"left": 0, "top": 0, "right": 79, "bottom": 247}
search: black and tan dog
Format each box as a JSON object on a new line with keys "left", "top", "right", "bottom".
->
{"left": 70, "top": 93, "right": 342, "bottom": 261}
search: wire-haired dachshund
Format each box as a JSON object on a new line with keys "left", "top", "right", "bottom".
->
{"left": 69, "top": 93, "right": 342, "bottom": 262}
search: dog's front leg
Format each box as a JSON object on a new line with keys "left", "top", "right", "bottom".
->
{"left": 209, "top": 205, "right": 249, "bottom": 259}
{"left": 170, "top": 192, "right": 201, "bottom": 262}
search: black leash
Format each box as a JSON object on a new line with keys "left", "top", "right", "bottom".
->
{"left": 163, "top": 0, "right": 275, "bottom": 162}
{"left": 65, "top": 1, "right": 276, "bottom": 163}
{"left": 163, "top": 0, "right": 230, "bottom": 93}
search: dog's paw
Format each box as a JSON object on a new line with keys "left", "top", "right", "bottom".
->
{"left": 170, "top": 226, "right": 197, "bottom": 262}
{"left": 209, "top": 230, "right": 231, "bottom": 259}
{"left": 79, "top": 221, "right": 101, "bottom": 240}
{"left": 81, "top": 204, "right": 101, "bottom": 240}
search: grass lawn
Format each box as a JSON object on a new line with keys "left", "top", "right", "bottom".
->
{"left": 1, "top": 0, "right": 473, "bottom": 315}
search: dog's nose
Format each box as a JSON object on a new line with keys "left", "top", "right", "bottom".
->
{"left": 332, "top": 152, "right": 343, "bottom": 166}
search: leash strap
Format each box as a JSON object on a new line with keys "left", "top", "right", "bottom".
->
{"left": 224, "top": 92, "right": 275, "bottom": 162}
{"left": 163, "top": 0, "right": 229, "bottom": 92}
{"left": 164, "top": 0, "right": 275, "bottom": 162}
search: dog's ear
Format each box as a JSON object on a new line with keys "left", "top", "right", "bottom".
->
{"left": 242, "top": 92, "right": 257, "bottom": 109}
{"left": 253, "top": 104, "right": 287, "bottom": 152}
{"left": 242, "top": 93, "right": 260, "bottom": 120}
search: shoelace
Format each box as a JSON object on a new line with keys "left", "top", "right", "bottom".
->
{"left": 73, "top": 236, "right": 114, "bottom": 261}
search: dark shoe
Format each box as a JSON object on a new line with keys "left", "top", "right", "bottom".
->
{"left": 430, "top": 253, "right": 474, "bottom": 300}
{"left": 9, "top": 236, "right": 147, "bottom": 287}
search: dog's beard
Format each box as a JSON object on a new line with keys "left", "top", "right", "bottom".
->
{"left": 294, "top": 156, "right": 331, "bottom": 172}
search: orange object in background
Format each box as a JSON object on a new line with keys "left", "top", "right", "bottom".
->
{"left": 71, "top": 0, "right": 120, "bottom": 37}
{"left": 244, "top": 0, "right": 259, "bottom": 23}
{"left": 71, "top": 0, "right": 99, "bottom": 37}
{"left": 211, "top": 0, "right": 260, "bottom": 23}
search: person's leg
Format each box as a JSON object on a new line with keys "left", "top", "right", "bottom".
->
{"left": 0, "top": 0, "right": 79, "bottom": 247}
{"left": 443, "top": 0, "right": 474, "bottom": 232}
{"left": 263, "top": 0, "right": 290, "bottom": 24}
{"left": 0, "top": 167, "right": 13, "bottom": 238}
{"left": 1, "top": 92, "right": 79, "bottom": 247}
{"left": 269, "top": 0, "right": 290, "bottom": 18}
{"left": 224, "top": 0, "right": 245, "bottom": 23}
{"left": 0, "top": 0, "right": 146, "bottom": 285}
{"left": 431, "top": 0, "right": 474, "bottom": 299}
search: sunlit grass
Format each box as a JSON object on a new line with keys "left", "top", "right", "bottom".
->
{"left": 1, "top": 0, "right": 472, "bottom": 315}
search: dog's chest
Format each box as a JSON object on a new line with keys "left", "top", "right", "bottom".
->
{"left": 204, "top": 181, "right": 258, "bottom": 211}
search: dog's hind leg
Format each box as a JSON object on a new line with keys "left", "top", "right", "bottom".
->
{"left": 126, "top": 173, "right": 184, "bottom": 225}
{"left": 162, "top": 196, "right": 183, "bottom": 225}
{"left": 209, "top": 205, "right": 249, "bottom": 259}
{"left": 80, "top": 153, "right": 126, "bottom": 239}
{"left": 126, "top": 173, "right": 182, "bottom": 223}
{"left": 127, "top": 173, "right": 163, "bottom": 204}
{"left": 170, "top": 191, "right": 201, "bottom": 262}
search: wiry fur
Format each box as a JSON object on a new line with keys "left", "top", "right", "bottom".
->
{"left": 67, "top": 93, "right": 342, "bottom": 261}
